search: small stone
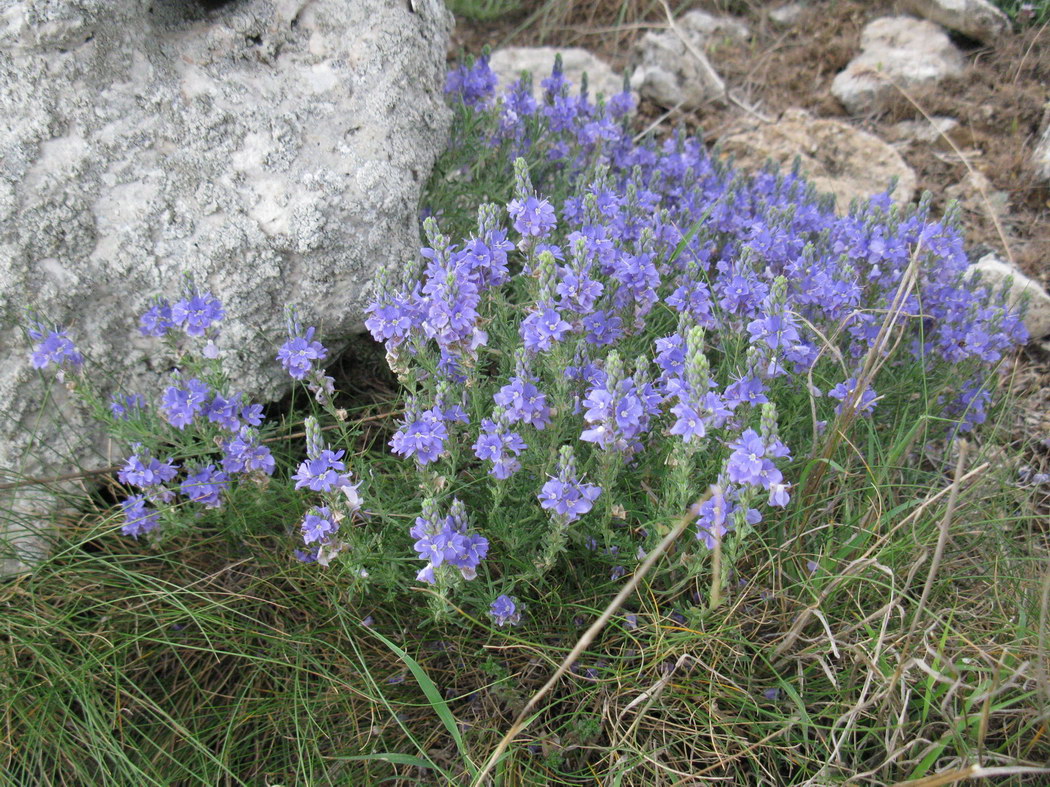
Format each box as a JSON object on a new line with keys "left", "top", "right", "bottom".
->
{"left": 900, "top": 0, "right": 1010, "bottom": 44}
{"left": 944, "top": 171, "right": 1010, "bottom": 222}
{"left": 1033, "top": 120, "right": 1050, "bottom": 185}
{"left": 629, "top": 14, "right": 735, "bottom": 111}
{"left": 487, "top": 46, "right": 628, "bottom": 104}
{"left": 886, "top": 116, "right": 960, "bottom": 147}
{"left": 831, "top": 17, "right": 966, "bottom": 115}
{"left": 770, "top": 3, "right": 805, "bottom": 27}
{"left": 967, "top": 255, "right": 1050, "bottom": 339}
{"left": 677, "top": 9, "right": 750, "bottom": 43}
{"left": 719, "top": 108, "right": 917, "bottom": 210}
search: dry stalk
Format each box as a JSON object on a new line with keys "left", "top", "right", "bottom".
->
{"left": 906, "top": 441, "right": 969, "bottom": 641}
{"left": 889, "top": 763, "right": 1050, "bottom": 786}
{"left": 471, "top": 498, "right": 707, "bottom": 786}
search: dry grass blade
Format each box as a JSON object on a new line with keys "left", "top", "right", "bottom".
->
{"left": 906, "top": 441, "right": 969, "bottom": 640}
{"left": 890, "top": 763, "right": 1050, "bottom": 786}
{"left": 471, "top": 495, "right": 708, "bottom": 786}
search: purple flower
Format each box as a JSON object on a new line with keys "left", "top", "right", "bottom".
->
{"left": 413, "top": 499, "right": 489, "bottom": 582}
{"left": 118, "top": 446, "right": 179, "bottom": 489}
{"left": 723, "top": 376, "right": 768, "bottom": 410}
{"left": 538, "top": 478, "right": 603, "bottom": 521}
{"left": 390, "top": 403, "right": 448, "bottom": 466}
{"left": 445, "top": 55, "right": 497, "bottom": 108}
{"left": 301, "top": 505, "right": 338, "bottom": 545}
{"left": 747, "top": 312, "right": 800, "bottom": 351}
{"left": 139, "top": 301, "right": 174, "bottom": 337}
{"left": 473, "top": 412, "right": 527, "bottom": 480}
{"left": 490, "top": 595, "right": 522, "bottom": 627}
{"left": 768, "top": 482, "right": 791, "bottom": 508}
{"left": 726, "top": 430, "right": 776, "bottom": 488}
{"left": 828, "top": 377, "right": 878, "bottom": 416}
{"left": 508, "top": 196, "right": 557, "bottom": 238}
{"left": 556, "top": 268, "right": 603, "bottom": 313}
{"left": 582, "top": 310, "right": 623, "bottom": 347}
{"left": 292, "top": 449, "right": 349, "bottom": 492}
{"left": 161, "top": 377, "right": 211, "bottom": 429}
{"left": 180, "top": 464, "right": 228, "bottom": 508}
{"left": 109, "top": 393, "right": 146, "bottom": 420}
{"left": 669, "top": 392, "right": 730, "bottom": 444}
{"left": 580, "top": 357, "right": 659, "bottom": 454}
{"left": 205, "top": 392, "right": 253, "bottom": 432}
{"left": 277, "top": 326, "right": 328, "bottom": 381}
{"left": 120, "top": 495, "right": 161, "bottom": 538}
{"left": 364, "top": 301, "right": 414, "bottom": 346}
{"left": 29, "top": 327, "right": 82, "bottom": 371}
{"left": 539, "top": 447, "right": 602, "bottom": 524}
{"left": 493, "top": 377, "right": 550, "bottom": 430}
{"left": 695, "top": 488, "right": 730, "bottom": 551}
{"left": 221, "top": 428, "right": 276, "bottom": 476}
{"left": 172, "top": 292, "right": 224, "bottom": 337}
{"left": 521, "top": 306, "right": 572, "bottom": 353}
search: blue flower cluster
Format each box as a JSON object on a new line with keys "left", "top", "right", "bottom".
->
{"left": 139, "top": 288, "right": 224, "bottom": 340}
{"left": 490, "top": 594, "right": 522, "bottom": 627}
{"left": 42, "top": 289, "right": 282, "bottom": 539}
{"left": 278, "top": 307, "right": 335, "bottom": 406}
{"left": 364, "top": 52, "right": 1025, "bottom": 591}
{"left": 27, "top": 322, "right": 82, "bottom": 375}
{"left": 291, "top": 416, "right": 363, "bottom": 561}
{"left": 411, "top": 498, "right": 489, "bottom": 585}
{"left": 26, "top": 53, "right": 1028, "bottom": 626}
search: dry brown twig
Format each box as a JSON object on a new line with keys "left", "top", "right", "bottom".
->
{"left": 471, "top": 496, "right": 709, "bottom": 786}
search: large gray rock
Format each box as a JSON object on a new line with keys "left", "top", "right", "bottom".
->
{"left": 900, "top": 0, "right": 1010, "bottom": 44}
{"left": 676, "top": 9, "right": 749, "bottom": 43}
{"left": 831, "top": 17, "right": 966, "bottom": 115}
{"left": 0, "top": 0, "right": 453, "bottom": 572}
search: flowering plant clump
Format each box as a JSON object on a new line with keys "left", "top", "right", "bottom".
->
{"left": 27, "top": 285, "right": 365, "bottom": 572}
{"left": 361, "top": 53, "right": 1026, "bottom": 614}
{"left": 27, "top": 55, "right": 1027, "bottom": 626}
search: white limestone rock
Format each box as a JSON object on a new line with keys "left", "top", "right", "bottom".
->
{"left": 967, "top": 255, "right": 1050, "bottom": 339}
{"left": 627, "top": 10, "right": 749, "bottom": 111}
{"left": 1033, "top": 121, "right": 1050, "bottom": 185}
{"left": 488, "top": 46, "right": 628, "bottom": 103}
{"left": 0, "top": 0, "right": 453, "bottom": 573}
{"left": 831, "top": 17, "right": 966, "bottom": 115}
{"left": 945, "top": 170, "right": 1010, "bottom": 223}
{"left": 628, "top": 17, "right": 736, "bottom": 110}
{"left": 676, "top": 9, "right": 750, "bottom": 43}
{"left": 886, "top": 116, "right": 960, "bottom": 147}
{"left": 719, "top": 108, "right": 917, "bottom": 211}
{"left": 901, "top": 0, "right": 1010, "bottom": 44}
{"left": 770, "top": 3, "right": 806, "bottom": 27}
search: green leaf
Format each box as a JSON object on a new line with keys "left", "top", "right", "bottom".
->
{"left": 366, "top": 626, "right": 478, "bottom": 776}
{"left": 333, "top": 753, "right": 436, "bottom": 769}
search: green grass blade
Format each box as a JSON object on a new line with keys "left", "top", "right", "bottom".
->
{"left": 365, "top": 626, "right": 478, "bottom": 776}
{"left": 334, "top": 753, "right": 437, "bottom": 768}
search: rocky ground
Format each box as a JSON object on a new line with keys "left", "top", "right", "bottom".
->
{"left": 451, "top": 0, "right": 1050, "bottom": 505}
